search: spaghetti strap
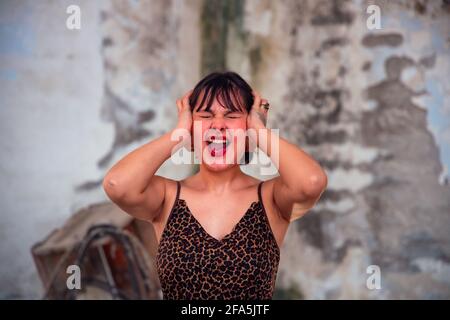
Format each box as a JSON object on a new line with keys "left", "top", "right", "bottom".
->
{"left": 257, "top": 181, "right": 264, "bottom": 203}
{"left": 175, "top": 180, "right": 181, "bottom": 202}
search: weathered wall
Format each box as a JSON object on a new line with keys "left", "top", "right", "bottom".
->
{"left": 244, "top": 0, "right": 450, "bottom": 299}
{"left": 0, "top": 0, "right": 197, "bottom": 298}
{"left": 0, "top": 0, "right": 449, "bottom": 299}
{"left": 0, "top": 0, "right": 106, "bottom": 298}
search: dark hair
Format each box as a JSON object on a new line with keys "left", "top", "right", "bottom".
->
{"left": 189, "top": 71, "right": 254, "bottom": 113}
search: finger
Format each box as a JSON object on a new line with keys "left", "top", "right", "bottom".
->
{"left": 182, "top": 90, "right": 193, "bottom": 109}
{"left": 252, "top": 90, "right": 261, "bottom": 109}
{"left": 176, "top": 99, "right": 182, "bottom": 112}
{"left": 183, "top": 89, "right": 193, "bottom": 101}
{"left": 253, "top": 90, "right": 261, "bottom": 102}
{"left": 260, "top": 99, "right": 270, "bottom": 114}
{"left": 262, "top": 106, "right": 268, "bottom": 116}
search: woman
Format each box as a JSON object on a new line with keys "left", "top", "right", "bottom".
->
{"left": 103, "top": 71, "right": 327, "bottom": 300}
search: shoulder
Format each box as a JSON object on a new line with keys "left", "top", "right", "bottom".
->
{"left": 257, "top": 178, "right": 291, "bottom": 248}
{"left": 149, "top": 176, "right": 179, "bottom": 223}
{"left": 259, "top": 178, "right": 291, "bottom": 223}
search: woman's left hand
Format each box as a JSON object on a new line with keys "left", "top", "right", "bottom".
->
{"left": 247, "top": 91, "right": 270, "bottom": 131}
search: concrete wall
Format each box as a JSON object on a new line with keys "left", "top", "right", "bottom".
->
{"left": 0, "top": 0, "right": 449, "bottom": 299}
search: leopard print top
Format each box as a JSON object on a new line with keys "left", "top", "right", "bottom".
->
{"left": 156, "top": 181, "right": 280, "bottom": 300}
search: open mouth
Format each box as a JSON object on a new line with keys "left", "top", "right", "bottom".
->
{"left": 206, "top": 136, "right": 231, "bottom": 157}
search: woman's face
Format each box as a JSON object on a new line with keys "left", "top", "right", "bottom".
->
{"left": 192, "top": 95, "right": 248, "bottom": 171}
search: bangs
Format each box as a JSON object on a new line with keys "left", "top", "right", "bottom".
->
{"left": 189, "top": 72, "right": 254, "bottom": 113}
{"left": 194, "top": 87, "right": 246, "bottom": 113}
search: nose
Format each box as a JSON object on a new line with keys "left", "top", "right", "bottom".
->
{"left": 210, "top": 116, "right": 226, "bottom": 131}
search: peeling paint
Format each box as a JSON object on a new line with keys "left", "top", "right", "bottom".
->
{"left": 328, "top": 168, "right": 374, "bottom": 192}
{"left": 362, "top": 33, "right": 403, "bottom": 48}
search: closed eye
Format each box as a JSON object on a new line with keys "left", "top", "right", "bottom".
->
{"left": 226, "top": 113, "right": 243, "bottom": 119}
{"left": 196, "top": 112, "right": 213, "bottom": 119}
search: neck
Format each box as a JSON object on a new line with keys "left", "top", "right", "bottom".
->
{"left": 197, "top": 164, "right": 243, "bottom": 193}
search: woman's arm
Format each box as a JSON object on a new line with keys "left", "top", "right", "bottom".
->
{"left": 247, "top": 92, "right": 328, "bottom": 222}
{"left": 102, "top": 91, "right": 192, "bottom": 221}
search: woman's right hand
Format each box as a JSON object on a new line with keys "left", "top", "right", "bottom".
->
{"left": 175, "top": 90, "right": 193, "bottom": 131}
